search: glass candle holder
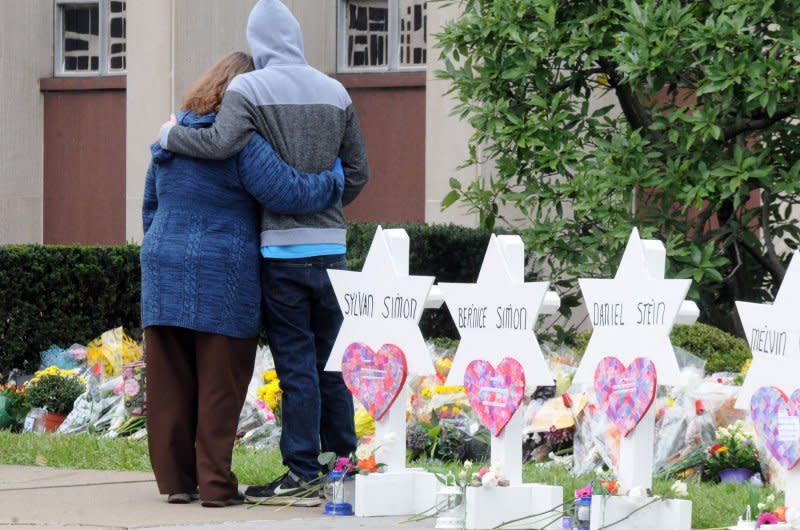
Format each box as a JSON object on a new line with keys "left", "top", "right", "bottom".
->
{"left": 323, "top": 470, "right": 354, "bottom": 516}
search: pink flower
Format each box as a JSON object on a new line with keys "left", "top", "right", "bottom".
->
{"left": 478, "top": 467, "right": 490, "bottom": 478}
{"left": 112, "top": 380, "right": 124, "bottom": 395}
{"left": 575, "top": 484, "right": 593, "bottom": 498}
{"left": 124, "top": 379, "right": 140, "bottom": 397}
{"left": 334, "top": 457, "right": 352, "bottom": 472}
{"left": 758, "top": 512, "right": 780, "bottom": 525}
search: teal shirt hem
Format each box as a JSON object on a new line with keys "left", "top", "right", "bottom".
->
{"left": 261, "top": 244, "right": 346, "bottom": 259}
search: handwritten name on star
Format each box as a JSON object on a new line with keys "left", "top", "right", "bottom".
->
{"left": 749, "top": 325, "right": 789, "bottom": 357}
{"left": 343, "top": 291, "right": 419, "bottom": 321}
{"left": 590, "top": 299, "right": 667, "bottom": 328}
{"left": 455, "top": 304, "right": 529, "bottom": 331}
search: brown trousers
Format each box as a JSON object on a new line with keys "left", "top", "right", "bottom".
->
{"left": 144, "top": 326, "right": 256, "bottom": 502}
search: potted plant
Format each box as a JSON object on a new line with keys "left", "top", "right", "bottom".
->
{"left": 705, "top": 420, "right": 760, "bottom": 483}
{"left": 24, "top": 366, "right": 85, "bottom": 431}
{"left": 0, "top": 383, "right": 30, "bottom": 431}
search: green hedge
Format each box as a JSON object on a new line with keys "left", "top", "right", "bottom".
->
{"left": 670, "top": 322, "right": 751, "bottom": 374}
{"left": 0, "top": 223, "right": 494, "bottom": 373}
{"left": 573, "top": 323, "right": 751, "bottom": 374}
{"left": 0, "top": 245, "right": 142, "bottom": 373}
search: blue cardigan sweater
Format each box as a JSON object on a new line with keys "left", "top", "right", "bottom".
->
{"left": 140, "top": 111, "right": 344, "bottom": 339}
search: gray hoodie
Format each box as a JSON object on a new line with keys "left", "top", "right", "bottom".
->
{"left": 160, "top": 0, "right": 369, "bottom": 248}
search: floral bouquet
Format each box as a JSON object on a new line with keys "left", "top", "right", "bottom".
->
{"left": 255, "top": 369, "right": 282, "bottom": 424}
{"left": 86, "top": 327, "right": 143, "bottom": 377}
{"left": 705, "top": 420, "right": 760, "bottom": 480}
{"left": 122, "top": 360, "right": 146, "bottom": 416}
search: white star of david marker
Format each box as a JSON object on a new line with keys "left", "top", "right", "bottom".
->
{"left": 735, "top": 250, "right": 800, "bottom": 409}
{"left": 572, "top": 228, "right": 691, "bottom": 386}
{"left": 324, "top": 226, "right": 436, "bottom": 375}
{"left": 439, "top": 235, "right": 554, "bottom": 387}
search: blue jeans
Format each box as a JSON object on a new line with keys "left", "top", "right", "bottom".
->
{"left": 261, "top": 255, "right": 357, "bottom": 480}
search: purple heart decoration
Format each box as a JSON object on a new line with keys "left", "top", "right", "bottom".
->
{"left": 750, "top": 386, "right": 800, "bottom": 469}
{"left": 594, "top": 357, "right": 657, "bottom": 437}
{"left": 342, "top": 342, "right": 408, "bottom": 421}
{"left": 463, "top": 358, "right": 525, "bottom": 437}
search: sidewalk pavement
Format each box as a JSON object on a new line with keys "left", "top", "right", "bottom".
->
{"left": 0, "top": 465, "right": 436, "bottom": 530}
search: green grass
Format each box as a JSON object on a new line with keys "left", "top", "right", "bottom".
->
{"left": 0, "top": 431, "right": 286, "bottom": 485}
{"left": 0, "top": 431, "right": 780, "bottom": 529}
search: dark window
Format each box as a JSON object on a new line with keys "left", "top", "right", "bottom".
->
{"left": 62, "top": 4, "right": 100, "bottom": 72}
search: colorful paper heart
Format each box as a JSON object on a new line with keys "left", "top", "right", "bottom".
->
{"left": 342, "top": 342, "right": 408, "bottom": 421}
{"left": 463, "top": 358, "right": 525, "bottom": 437}
{"left": 750, "top": 386, "right": 800, "bottom": 469}
{"left": 594, "top": 357, "right": 657, "bottom": 437}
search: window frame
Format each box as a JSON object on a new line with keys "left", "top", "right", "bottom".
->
{"left": 337, "top": 0, "right": 427, "bottom": 74}
{"left": 54, "top": 0, "right": 126, "bottom": 77}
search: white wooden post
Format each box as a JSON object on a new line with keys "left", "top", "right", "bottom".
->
{"left": 616, "top": 239, "right": 697, "bottom": 493}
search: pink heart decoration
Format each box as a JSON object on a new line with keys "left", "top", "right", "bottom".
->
{"left": 750, "top": 387, "right": 800, "bottom": 469}
{"left": 463, "top": 358, "right": 525, "bottom": 437}
{"left": 342, "top": 342, "right": 408, "bottom": 421}
{"left": 594, "top": 357, "right": 657, "bottom": 437}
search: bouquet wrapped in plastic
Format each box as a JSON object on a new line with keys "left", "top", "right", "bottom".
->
{"left": 86, "top": 328, "right": 143, "bottom": 377}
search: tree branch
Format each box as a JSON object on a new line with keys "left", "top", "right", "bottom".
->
{"left": 551, "top": 68, "right": 605, "bottom": 93}
{"left": 739, "top": 235, "right": 786, "bottom": 285}
{"left": 597, "top": 58, "right": 653, "bottom": 130}
{"left": 723, "top": 108, "right": 795, "bottom": 141}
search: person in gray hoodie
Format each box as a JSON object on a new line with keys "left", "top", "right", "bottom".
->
{"left": 159, "top": 0, "right": 368, "bottom": 506}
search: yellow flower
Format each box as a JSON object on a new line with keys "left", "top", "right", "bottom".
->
{"left": 28, "top": 366, "right": 80, "bottom": 385}
{"left": 717, "top": 446, "right": 729, "bottom": 455}
{"left": 597, "top": 74, "right": 610, "bottom": 86}
{"left": 354, "top": 407, "right": 375, "bottom": 439}
{"left": 257, "top": 379, "right": 283, "bottom": 411}
{"left": 421, "top": 388, "right": 433, "bottom": 399}
{"left": 435, "top": 385, "right": 465, "bottom": 394}
{"left": 741, "top": 358, "right": 752, "bottom": 375}
{"left": 262, "top": 369, "right": 278, "bottom": 382}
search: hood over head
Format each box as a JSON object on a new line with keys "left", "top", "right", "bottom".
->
{"left": 247, "top": 0, "right": 306, "bottom": 68}
{"left": 152, "top": 111, "right": 216, "bottom": 162}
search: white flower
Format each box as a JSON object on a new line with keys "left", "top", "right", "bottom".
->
{"left": 767, "top": 23, "right": 782, "bottom": 32}
{"left": 464, "top": 460, "right": 473, "bottom": 470}
{"left": 481, "top": 471, "right": 498, "bottom": 488}
{"left": 767, "top": 494, "right": 775, "bottom": 504}
{"left": 628, "top": 486, "right": 648, "bottom": 498}
{"left": 757, "top": 503, "right": 767, "bottom": 511}
{"left": 670, "top": 480, "right": 688, "bottom": 498}
{"left": 491, "top": 465, "right": 503, "bottom": 478}
{"left": 458, "top": 470, "right": 467, "bottom": 482}
{"left": 355, "top": 443, "right": 372, "bottom": 460}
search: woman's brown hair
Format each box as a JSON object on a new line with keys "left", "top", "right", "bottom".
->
{"left": 180, "top": 52, "right": 254, "bottom": 115}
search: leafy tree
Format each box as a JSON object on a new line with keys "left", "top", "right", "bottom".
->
{"left": 436, "top": 0, "right": 800, "bottom": 338}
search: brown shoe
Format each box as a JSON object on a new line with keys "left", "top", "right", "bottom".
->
{"left": 201, "top": 492, "right": 245, "bottom": 508}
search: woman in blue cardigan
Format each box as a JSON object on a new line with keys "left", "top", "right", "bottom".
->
{"left": 141, "top": 52, "right": 344, "bottom": 508}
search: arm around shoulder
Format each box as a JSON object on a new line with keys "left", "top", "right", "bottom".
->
{"left": 238, "top": 135, "right": 344, "bottom": 215}
{"left": 163, "top": 90, "right": 257, "bottom": 160}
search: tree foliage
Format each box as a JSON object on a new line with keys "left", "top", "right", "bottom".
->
{"left": 437, "top": 0, "right": 800, "bottom": 337}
